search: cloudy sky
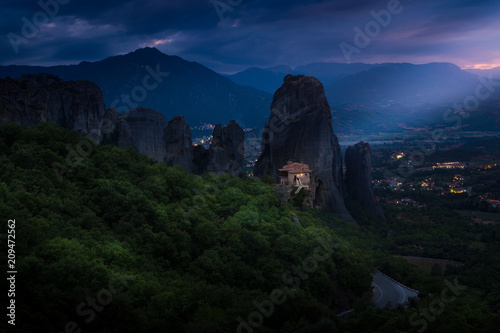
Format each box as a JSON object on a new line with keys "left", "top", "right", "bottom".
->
{"left": 1, "top": 0, "right": 499, "bottom": 73}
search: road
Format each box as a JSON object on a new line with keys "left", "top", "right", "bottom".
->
{"left": 372, "top": 272, "right": 418, "bottom": 308}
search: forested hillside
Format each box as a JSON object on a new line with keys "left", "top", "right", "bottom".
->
{"left": 0, "top": 122, "right": 370, "bottom": 333}
{"left": 2, "top": 122, "right": 500, "bottom": 332}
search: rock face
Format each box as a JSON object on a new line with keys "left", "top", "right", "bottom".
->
{"left": 115, "top": 111, "right": 195, "bottom": 172}
{"left": 101, "top": 108, "right": 118, "bottom": 144}
{"left": 345, "top": 142, "right": 387, "bottom": 222}
{"left": 254, "top": 74, "right": 354, "bottom": 223}
{"left": 0, "top": 73, "right": 245, "bottom": 176}
{"left": 116, "top": 108, "right": 168, "bottom": 162}
{"left": 165, "top": 115, "right": 193, "bottom": 172}
{"left": 0, "top": 73, "right": 107, "bottom": 142}
{"left": 206, "top": 121, "right": 244, "bottom": 177}
{"left": 193, "top": 145, "right": 209, "bottom": 175}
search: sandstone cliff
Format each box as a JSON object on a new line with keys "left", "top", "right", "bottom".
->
{"left": 0, "top": 74, "right": 245, "bottom": 177}
{"left": 206, "top": 121, "right": 244, "bottom": 177}
{"left": 254, "top": 74, "right": 354, "bottom": 223}
{"left": 193, "top": 145, "right": 209, "bottom": 175}
{"left": 0, "top": 73, "right": 107, "bottom": 142}
{"left": 345, "top": 142, "right": 387, "bottom": 222}
{"left": 165, "top": 115, "right": 193, "bottom": 172}
{"left": 116, "top": 107, "right": 168, "bottom": 162}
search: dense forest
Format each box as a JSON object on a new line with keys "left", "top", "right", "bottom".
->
{"left": 1, "top": 122, "right": 499, "bottom": 332}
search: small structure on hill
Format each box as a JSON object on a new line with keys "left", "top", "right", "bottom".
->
{"left": 275, "top": 161, "right": 314, "bottom": 207}
{"left": 278, "top": 161, "right": 312, "bottom": 192}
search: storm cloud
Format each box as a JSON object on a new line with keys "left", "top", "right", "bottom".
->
{"left": 1, "top": 0, "right": 499, "bottom": 72}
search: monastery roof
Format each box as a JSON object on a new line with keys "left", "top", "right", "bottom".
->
{"left": 278, "top": 161, "right": 311, "bottom": 173}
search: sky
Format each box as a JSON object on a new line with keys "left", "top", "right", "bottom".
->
{"left": 1, "top": 0, "right": 499, "bottom": 73}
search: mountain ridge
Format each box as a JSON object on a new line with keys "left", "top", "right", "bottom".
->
{"left": 326, "top": 62, "right": 499, "bottom": 106}
{"left": 0, "top": 47, "right": 272, "bottom": 129}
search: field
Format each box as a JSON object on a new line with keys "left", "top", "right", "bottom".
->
{"left": 397, "top": 256, "right": 464, "bottom": 275}
{"left": 456, "top": 210, "right": 500, "bottom": 224}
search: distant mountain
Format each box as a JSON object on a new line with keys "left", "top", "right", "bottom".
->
{"left": 222, "top": 65, "right": 294, "bottom": 94}
{"left": 0, "top": 48, "right": 272, "bottom": 128}
{"left": 223, "top": 62, "right": 382, "bottom": 94}
{"left": 293, "top": 62, "right": 383, "bottom": 86}
{"left": 325, "top": 62, "right": 498, "bottom": 106}
{"left": 325, "top": 63, "right": 500, "bottom": 134}
{"left": 3, "top": 52, "right": 498, "bottom": 136}
{"left": 465, "top": 67, "right": 500, "bottom": 80}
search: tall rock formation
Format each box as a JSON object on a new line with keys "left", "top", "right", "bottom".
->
{"left": 116, "top": 107, "right": 168, "bottom": 162}
{"left": 206, "top": 121, "right": 244, "bottom": 177}
{"left": 192, "top": 145, "right": 209, "bottom": 175}
{"left": 345, "top": 142, "right": 387, "bottom": 222}
{"left": 0, "top": 73, "right": 107, "bottom": 142}
{"left": 0, "top": 73, "right": 244, "bottom": 176}
{"left": 165, "top": 115, "right": 193, "bottom": 172}
{"left": 116, "top": 111, "right": 196, "bottom": 172}
{"left": 101, "top": 108, "right": 118, "bottom": 144}
{"left": 254, "top": 74, "right": 354, "bottom": 223}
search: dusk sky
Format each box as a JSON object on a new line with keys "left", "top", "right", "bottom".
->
{"left": 1, "top": 0, "right": 499, "bottom": 73}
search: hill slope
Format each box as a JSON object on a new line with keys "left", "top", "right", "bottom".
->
{"left": 0, "top": 121, "right": 372, "bottom": 333}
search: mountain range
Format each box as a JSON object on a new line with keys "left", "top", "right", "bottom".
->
{"left": 465, "top": 67, "right": 500, "bottom": 80}
{"left": 1, "top": 48, "right": 499, "bottom": 135}
{"left": 227, "top": 61, "right": 500, "bottom": 133}
{"left": 325, "top": 62, "right": 497, "bottom": 106}
{"left": 223, "top": 62, "right": 384, "bottom": 94}
{"left": 0, "top": 48, "right": 272, "bottom": 129}
{"left": 226, "top": 62, "right": 500, "bottom": 106}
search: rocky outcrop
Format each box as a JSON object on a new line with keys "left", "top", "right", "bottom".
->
{"left": 0, "top": 73, "right": 244, "bottom": 176}
{"left": 206, "top": 121, "right": 244, "bottom": 177}
{"left": 165, "top": 115, "right": 193, "bottom": 172}
{"left": 116, "top": 107, "right": 168, "bottom": 162}
{"left": 193, "top": 145, "right": 209, "bottom": 175}
{"left": 0, "top": 73, "right": 107, "bottom": 142}
{"left": 254, "top": 74, "right": 354, "bottom": 223}
{"left": 345, "top": 142, "right": 387, "bottom": 222}
{"left": 115, "top": 111, "right": 196, "bottom": 172}
{"left": 101, "top": 108, "right": 118, "bottom": 143}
